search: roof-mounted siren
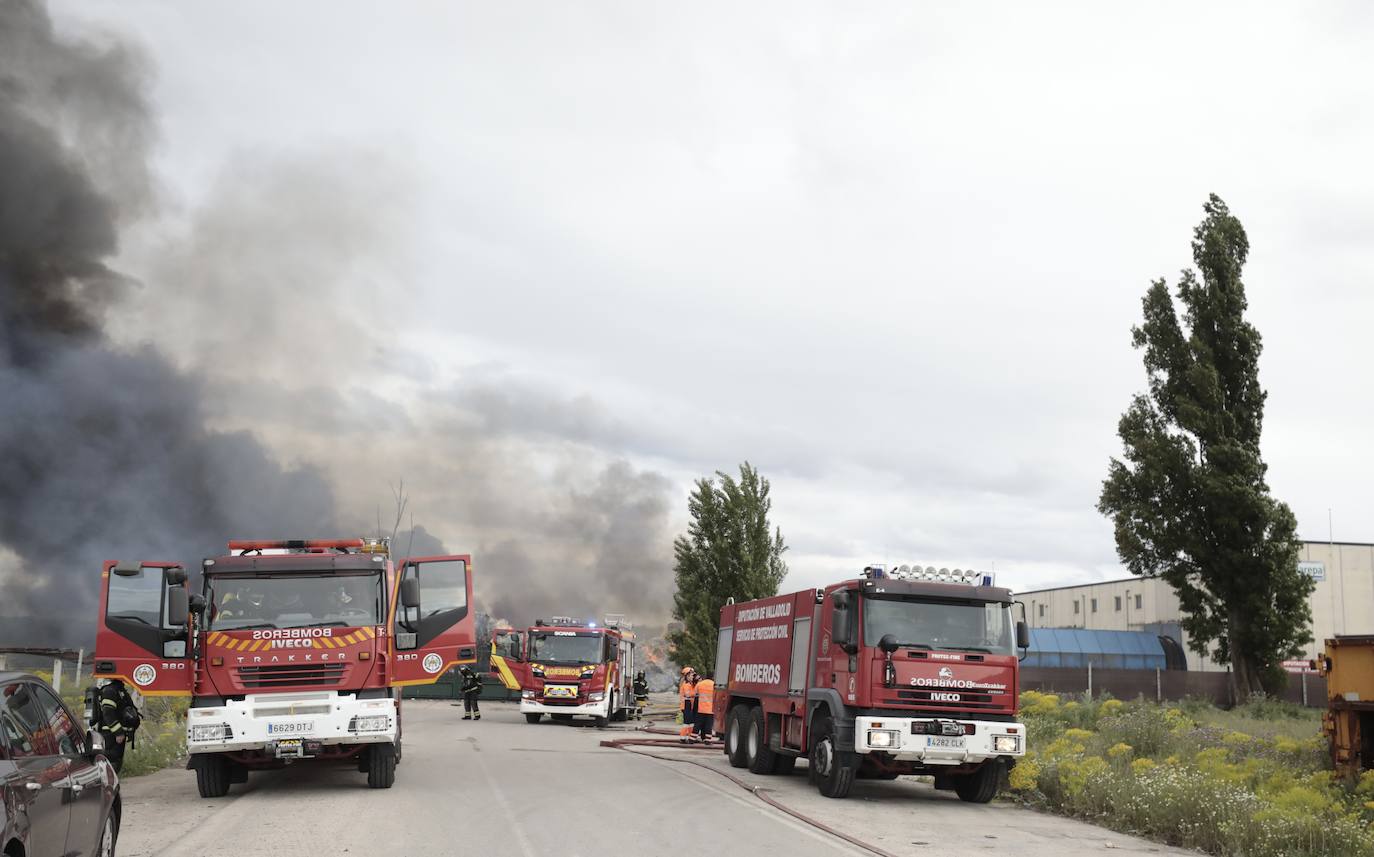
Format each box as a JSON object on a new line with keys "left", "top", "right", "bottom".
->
{"left": 227, "top": 538, "right": 366, "bottom": 556}
{"left": 603, "top": 613, "right": 630, "bottom": 631}
{"left": 862, "top": 564, "right": 887, "bottom": 579}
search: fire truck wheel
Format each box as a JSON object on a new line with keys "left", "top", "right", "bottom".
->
{"left": 746, "top": 707, "right": 778, "bottom": 775}
{"left": 367, "top": 744, "right": 397, "bottom": 789}
{"left": 194, "top": 754, "right": 231, "bottom": 799}
{"left": 809, "top": 715, "right": 857, "bottom": 799}
{"left": 725, "top": 706, "right": 750, "bottom": 768}
{"left": 952, "top": 761, "right": 1000, "bottom": 803}
{"left": 525, "top": 713, "right": 543, "bottom": 724}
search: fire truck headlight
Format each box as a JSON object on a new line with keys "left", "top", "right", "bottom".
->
{"left": 588, "top": 691, "right": 605, "bottom": 702}
{"left": 353, "top": 715, "right": 390, "bottom": 733}
{"left": 191, "top": 724, "right": 227, "bottom": 742}
{"left": 521, "top": 690, "right": 536, "bottom": 699}
{"left": 867, "top": 729, "right": 899, "bottom": 749}
{"left": 993, "top": 735, "right": 1022, "bottom": 754}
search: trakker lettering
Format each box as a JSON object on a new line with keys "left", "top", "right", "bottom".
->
{"left": 911, "top": 677, "right": 1008, "bottom": 691}
{"left": 734, "top": 663, "right": 782, "bottom": 684}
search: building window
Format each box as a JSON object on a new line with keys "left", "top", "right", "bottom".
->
{"left": 1115, "top": 596, "right": 1122, "bottom": 611}
{"left": 1073, "top": 601, "right": 1080, "bottom": 615}
{"left": 1091, "top": 598, "right": 1098, "bottom": 613}
{"left": 1038, "top": 604, "right": 1045, "bottom": 618}
{"left": 1135, "top": 594, "right": 1142, "bottom": 610}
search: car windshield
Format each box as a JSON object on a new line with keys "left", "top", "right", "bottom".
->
{"left": 528, "top": 633, "right": 603, "bottom": 665}
{"left": 862, "top": 597, "right": 1015, "bottom": 655}
{"left": 208, "top": 572, "right": 384, "bottom": 630}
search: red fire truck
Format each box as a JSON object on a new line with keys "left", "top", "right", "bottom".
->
{"left": 492, "top": 617, "right": 636, "bottom": 727}
{"left": 712, "top": 564, "right": 1029, "bottom": 801}
{"left": 91, "top": 538, "right": 475, "bottom": 796}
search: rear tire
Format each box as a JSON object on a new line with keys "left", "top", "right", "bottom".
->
{"left": 746, "top": 707, "right": 778, "bottom": 775}
{"left": 809, "top": 715, "right": 857, "bottom": 798}
{"left": 953, "top": 761, "right": 1001, "bottom": 803}
{"left": 725, "top": 706, "right": 749, "bottom": 768}
{"left": 367, "top": 743, "right": 397, "bottom": 789}
{"left": 524, "top": 713, "right": 543, "bottom": 724}
{"left": 194, "top": 754, "right": 231, "bottom": 799}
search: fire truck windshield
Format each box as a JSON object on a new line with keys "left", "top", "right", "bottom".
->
{"left": 528, "top": 632, "right": 604, "bottom": 665}
{"left": 208, "top": 572, "right": 384, "bottom": 630}
{"left": 862, "top": 597, "right": 1015, "bottom": 655}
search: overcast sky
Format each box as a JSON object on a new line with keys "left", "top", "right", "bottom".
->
{"left": 50, "top": 1, "right": 1374, "bottom": 600}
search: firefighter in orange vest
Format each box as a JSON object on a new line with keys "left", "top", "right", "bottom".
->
{"left": 678, "top": 667, "right": 697, "bottom": 743}
{"left": 693, "top": 674, "right": 715, "bottom": 742}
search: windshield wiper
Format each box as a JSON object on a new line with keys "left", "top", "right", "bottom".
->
{"left": 215, "top": 622, "right": 276, "bottom": 630}
{"left": 941, "top": 645, "right": 992, "bottom": 653}
{"left": 300, "top": 621, "right": 348, "bottom": 627}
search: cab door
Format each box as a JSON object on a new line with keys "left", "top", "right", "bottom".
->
{"left": 489, "top": 630, "right": 528, "bottom": 691}
{"left": 93, "top": 561, "right": 193, "bottom": 696}
{"left": 391, "top": 554, "right": 476, "bottom": 686}
{"left": 2, "top": 680, "right": 72, "bottom": 857}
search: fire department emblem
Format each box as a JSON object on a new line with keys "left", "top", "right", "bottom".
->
{"left": 938, "top": 667, "right": 954, "bottom": 678}
{"left": 132, "top": 664, "right": 157, "bottom": 686}
{"left": 422, "top": 653, "right": 443, "bottom": 674}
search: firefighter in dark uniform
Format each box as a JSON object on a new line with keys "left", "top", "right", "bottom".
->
{"left": 97, "top": 679, "right": 140, "bottom": 773}
{"left": 632, "top": 671, "right": 650, "bottom": 716}
{"left": 460, "top": 666, "right": 482, "bottom": 720}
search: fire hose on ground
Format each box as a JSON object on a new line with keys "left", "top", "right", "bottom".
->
{"left": 600, "top": 731, "right": 901, "bottom": 857}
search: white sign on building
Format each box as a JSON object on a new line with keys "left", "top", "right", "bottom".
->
{"left": 1298, "top": 561, "right": 1326, "bottom": 582}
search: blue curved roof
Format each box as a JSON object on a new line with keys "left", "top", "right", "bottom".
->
{"left": 1025, "top": 628, "right": 1167, "bottom": 670}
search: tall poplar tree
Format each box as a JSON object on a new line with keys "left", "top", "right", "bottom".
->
{"left": 669, "top": 462, "right": 788, "bottom": 675}
{"left": 1099, "top": 195, "right": 1309, "bottom": 697}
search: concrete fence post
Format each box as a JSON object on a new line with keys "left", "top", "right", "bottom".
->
{"left": 76, "top": 649, "right": 84, "bottom": 684}
{"left": 1302, "top": 671, "right": 1308, "bottom": 707}
{"left": 1156, "top": 667, "right": 1162, "bottom": 702}
{"left": 1087, "top": 661, "right": 1093, "bottom": 699}
{"left": 52, "top": 659, "right": 62, "bottom": 694}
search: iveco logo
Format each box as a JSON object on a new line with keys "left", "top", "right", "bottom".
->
{"left": 938, "top": 667, "right": 954, "bottom": 678}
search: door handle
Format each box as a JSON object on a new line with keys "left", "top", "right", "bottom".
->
{"left": 24, "top": 782, "right": 41, "bottom": 791}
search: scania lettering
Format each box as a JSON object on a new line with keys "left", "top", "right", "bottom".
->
{"left": 90, "top": 538, "right": 476, "bottom": 797}
{"left": 712, "top": 564, "right": 1030, "bottom": 801}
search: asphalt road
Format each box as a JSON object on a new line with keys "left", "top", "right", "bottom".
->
{"left": 115, "top": 700, "right": 1197, "bottom": 857}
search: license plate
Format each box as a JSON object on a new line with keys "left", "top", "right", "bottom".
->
{"left": 928, "top": 735, "right": 966, "bottom": 749}
{"left": 545, "top": 685, "right": 577, "bottom": 699}
{"left": 267, "top": 721, "right": 314, "bottom": 735}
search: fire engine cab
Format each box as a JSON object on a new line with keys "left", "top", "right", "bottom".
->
{"left": 91, "top": 538, "right": 475, "bottom": 796}
{"left": 713, "top": 564, "right": 1030, "bottom": 801}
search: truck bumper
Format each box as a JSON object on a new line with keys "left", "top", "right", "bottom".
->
{"left": 519, "top": 697, "right": 609, "bottom": 718}
{"left": 186, "top": 691, "right": 397, "bottom": 755}
{"left": 853, "top": 715, "right": 1026, "bottom": 765}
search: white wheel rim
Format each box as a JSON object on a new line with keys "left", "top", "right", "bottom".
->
{"left": 815, "top": 737, "right": 833, "bottom": 777}
{"left": 748, "top": 720, "right": 759, "bottom": 759}
{"left": 728, "top": 719, "right": 739, "bottom": 754}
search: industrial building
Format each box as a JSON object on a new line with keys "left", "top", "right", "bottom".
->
{"left": 1015, "top": 541, "right": 1373, "bottom": 672}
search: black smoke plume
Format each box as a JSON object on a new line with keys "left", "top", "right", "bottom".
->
{"left": 0, "top": 0, "right": 336, "bottom": 645}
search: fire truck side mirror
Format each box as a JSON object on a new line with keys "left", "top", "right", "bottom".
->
{"left": 165, "top": 567, "right": 187, "bottom": 585}
{"left": 830, "top": 590, "right": 857, "bottom": 654}
{"left": 188, "top": 594, "right": 207, "bottom": 615}
{"left": 878, "top": 634, "right": 900, "bottom": 654}
{"left": 113, "top": 561, "right": 143, "bottom": 577}
{"left": 1016, "top": 620, "right": 1030, "bottom": 650}
{"left": 400, "top": 577, "right": 421, "bottom": 609}
{"left": 167, "top": 587, "right": 190, "bottom": 627}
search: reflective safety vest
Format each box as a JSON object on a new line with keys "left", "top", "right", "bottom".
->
{"left": 694, "top": 678, "right": 715, "bottom": 715}
{"left": 679, "top": 679, "right": 696, "bottom": 705}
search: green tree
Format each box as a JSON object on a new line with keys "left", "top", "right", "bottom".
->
{"left": 669, "top": 462, "right": 788, "bottom": 675}
{"left": 1098, "top": 194, "right": 1309, "bottom": 697}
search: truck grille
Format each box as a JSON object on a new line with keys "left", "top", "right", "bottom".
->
{"left": 236, "top": 663, "right": 348, "bottom": 688}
